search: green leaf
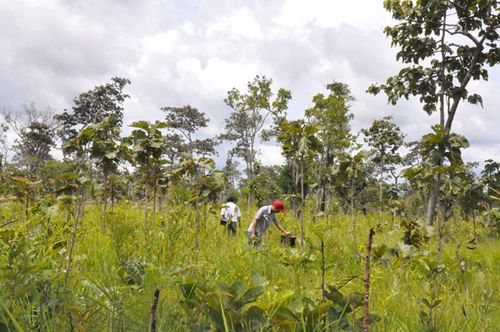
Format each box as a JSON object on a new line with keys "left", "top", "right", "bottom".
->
{"left": 129, "top": 121, "right": 150, "bottom": 130}
{"left": 252, "top": 272, "right": 269, "bottom": 287}
{"left": 345, "top": 292, "right": 364, "bottom": 308}
{"left": 241, "top": 286, "right": 264, "bottom": 304}
{"left": 324, "top": 286, "right": 346, "bottom": 307}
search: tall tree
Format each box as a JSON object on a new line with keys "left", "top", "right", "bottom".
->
{"left": 55, "top": 77, "right": 130, "bottom": 144}
{"left": 369, "top": 0, "right": 499, "bottom": 225}
{"left": 4, "top": 104, "right": 57, "bottom": 174}
{"left": 305, "top": 81, "right": 355, "bottom": 212}
{"left": 361, "top": 116, "right": 405, "bottom": 210}
{"left": 222, "top": 154, "right": 241, "bottom": 193}
{"left": 0, "top": 119, "right": 10, "bottom": 171}
{"left": 220, "top": 75, "right": 291, "bottom": 211}
{"left": 161, "top": 105, "right": 216, "bottom": 158}
{"left": 482, "top": 159, "right": 500, "bottom": 210}
{"left": 13, "top": 122, "right": 55, "bottom": 173}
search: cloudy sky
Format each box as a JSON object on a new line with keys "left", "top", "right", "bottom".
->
{"left": 1, "top": 0, "right": 499, "bottom": 168}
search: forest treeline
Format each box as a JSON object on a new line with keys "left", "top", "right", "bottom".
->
{"left": 0, "top": 73, "right": 498, "bottom": 235}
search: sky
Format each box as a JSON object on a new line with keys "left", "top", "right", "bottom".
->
{"left": 1, "top": 0, "right": 499, "bottom": 169}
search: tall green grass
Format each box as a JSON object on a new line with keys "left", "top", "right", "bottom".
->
{"left": 0, "top": 200, "right": 498, "bottom": 331}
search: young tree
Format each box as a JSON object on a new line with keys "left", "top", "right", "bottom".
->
{"left": 334, "top": 150, "right": 371, "bottom": 254}
{"left": 277, "top": 119, "right": 322, "bottom": 246}
{"left": 64, "top": 116, "right": 126, "bottom": 231}
{"left": 368, "top": 0, "right": 500, "bottom": 225}
{"left": 124, "top": 120, "right": 168, "bottom": 229}
{"left": 361, "top": 116, "right": 405, "bottom": 210}
{"left": 219, "top": 75, "right": 291, "bottom": 211}
{"left": 305, "top": 81, "right": 355, "bottom": 212}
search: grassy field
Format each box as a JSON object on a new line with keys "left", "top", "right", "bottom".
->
{"left": 0, "top": 199, "right": 498, "bottom": 331}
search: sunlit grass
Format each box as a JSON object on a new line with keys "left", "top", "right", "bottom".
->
{"left": 0, "top": 200, "right": 498, "bottom": 331}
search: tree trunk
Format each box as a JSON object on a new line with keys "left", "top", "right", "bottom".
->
{"left": 299, "top": 157, "right": 305, "bottom": 248}
{"left": 149, "top": 289, "right": 160, "bottom": 332}
{"left": 351, "top": 194, "right": 356, "bottom": 255}
{"left": 426, "top": 173, "right": 441, "bottom": 226}
{"left": 452, "top": 205, "right": 461, "bottom": 269}
{"left": 102, "top": 167, "right": 108, "bottom": 232}
{"left": 195, "top": 200, "right": 201, "bottom": 249}
{"left": 144, "top": 167, "right": 149, "bottom": 230}
{"left": 363, "top": 228, "right": 375, "bottom": 332}
{"left": 320, "top": 186, "right": 327, "bottom": 212}
{"left": 379, "top": 169, "right": 383, "bottom": 216}
{"left": 152, "top": 170, "right": 157, "bottom": 226}
{"left": 472, "top": 211, "right": 477, "bottom": 242}
{"left": 247, "top": 157, "right": 253, "bottom": 213}
{"left": 437, "top": 202, "right": 443, "bottom": 264}
{"left": 111, "top": 183, "right": 115, "bottom": 213}
{"left": 24, "top": 191, "right": 29, "bottom": 222}
{"left": 320, "top": 239, "right": 326, "bottom": 300}
{"left": 65, "top": 189, "right": 84, "bottom": 286}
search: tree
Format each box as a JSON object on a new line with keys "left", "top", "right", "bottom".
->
{"left": 13, "top": 122, "right": 55, "bottom": 173}
{"left": 55, "top": 77, "right": 130, "bottom": 144}
{"left": 277, "top": 119, "right": 322, "bottom": 246}
{"left": 3, "top": 104, "right": 56, "bottom": 174}
{"left": 64, "top": 115, "right": 126, "bottom": 231}
{"left": 361, "top": 116, "right": 405, "bottom": 210}
{"left": 219, "top": 75, "right": 291, "bottom": 211}
{"left": 161, "top": 105, "right": 216, "bottom": 158}
{"left": 482, "top": 159, "right": 500, "bottom": 210}
{"left": 481, "top": 159, "right": 500, "bottom": 237}
{"left": 124, "top": 120, "right": 168, "bottom": 229}
{"left": 334, "top": 150, "right": 371, "bottom": 254}
{"left": 0, "top": 120, "right": 9, "bottom": 171}
{"left": 222, "top": 154, "right": 241, "bottom": 194}
{"left": 368, "top": 0, "right": 500, "bottom": 225}
{"left": 172, "top": 156, "right": 224, "bottom": 248}
{"left": 305, "top": 81, "right": 355, "bottom": 212}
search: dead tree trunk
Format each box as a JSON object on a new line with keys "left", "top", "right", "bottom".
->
{"left": 149, "top": 288, "right": 160, "bottom": 332}
{"left": 363, "top": 228, "right": 375, "bottom": 332}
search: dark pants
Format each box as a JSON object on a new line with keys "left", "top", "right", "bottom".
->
{"left": 227, "top": 222, "right": 238, "bottom": 236}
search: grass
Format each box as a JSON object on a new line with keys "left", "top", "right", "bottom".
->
{"left": 0, "top": 199, "right": 499, "bottom": 331}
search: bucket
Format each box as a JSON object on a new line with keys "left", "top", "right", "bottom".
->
{"left": 280, "top": 235, "right": 296, "bottom": 247}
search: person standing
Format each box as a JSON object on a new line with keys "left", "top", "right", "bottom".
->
{"left": 248, "top": 200, "right": 290, "bottom": 246}
{"left": 220, "top": 196, "right": 242, "bottom": 236}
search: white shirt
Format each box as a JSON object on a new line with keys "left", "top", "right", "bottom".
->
{"left": 220, "top": 202, "right": 241, "bottom": 223}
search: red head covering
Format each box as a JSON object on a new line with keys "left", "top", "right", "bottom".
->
{"left": 272, "top": 200, "right": 285, "bottom": 212}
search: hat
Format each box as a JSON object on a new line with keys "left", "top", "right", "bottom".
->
{"left": 272, "top": 200, "right": 285, "bottom": 212}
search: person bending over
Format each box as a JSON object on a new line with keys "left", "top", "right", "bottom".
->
{"left": 248, "top": 200, "right": 290, "bottom": 246}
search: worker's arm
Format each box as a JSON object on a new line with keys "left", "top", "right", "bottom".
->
{"left": 250, "top": 218, "right": 258, "bottom": 239}
{"left": 274, "top": 220, "right": 290, "bottom": 236}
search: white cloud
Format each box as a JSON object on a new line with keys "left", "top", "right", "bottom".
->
{"left": 274, "top": 0, "right": 392, "bottom": 29}
{"left": 260, "top": 144, "right": 286, "bottom": 166}
{"left": 206, "top": 7, "right": 263, "bottom": 39}
{"left": 0, "top": 0, "right": 498, "bottom": 170}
